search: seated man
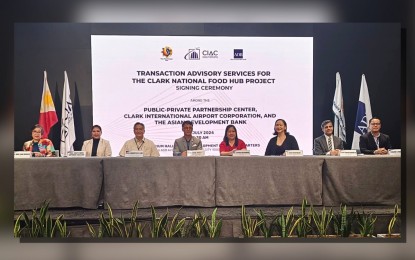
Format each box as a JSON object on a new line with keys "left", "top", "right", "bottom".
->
{"left": 313, "top": 120, "right": 344, "bottom": 155}
{"left": 173, "top": 120, "right": 203, "bottom": 156}
{"left": 119, "top": 122, "right": 160, "bottom": 157}
{"left": 359, "top": 117, "right": 391, "bottom": 155}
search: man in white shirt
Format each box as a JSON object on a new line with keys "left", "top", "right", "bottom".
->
{"left": 313, "top": 120, "right": 344, "bottom": 155}
{"left": 119, "top": 122, "right": 160, "bottom": 157}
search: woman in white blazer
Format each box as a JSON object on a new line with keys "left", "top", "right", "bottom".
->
{"left": 81, "top": 125, "right": 112, "bottom": 157}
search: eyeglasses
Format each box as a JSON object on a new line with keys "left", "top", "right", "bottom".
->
{"left": 370, "top": 123, "right": 381, "bottom": 125}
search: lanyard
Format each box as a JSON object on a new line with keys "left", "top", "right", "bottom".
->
{"left": 372, "top": 133, "right": 380, "bottom": 149}
{"left": 134, "top": 138, "right": 144, "bottom": 150}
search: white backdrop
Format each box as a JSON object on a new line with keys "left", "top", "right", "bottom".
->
{"left": 91, "top": 35, "right": 313, "bottom": 156}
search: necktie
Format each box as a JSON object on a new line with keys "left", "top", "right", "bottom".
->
{"left": 328, "top": 137, "right": 333, "bottom": 151}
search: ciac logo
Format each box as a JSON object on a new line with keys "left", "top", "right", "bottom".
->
{"left": 161, "top": 46, "right": 173, "bottom": 61}
{"left": 202, "top": 49, "right": 218, "bottom": 59}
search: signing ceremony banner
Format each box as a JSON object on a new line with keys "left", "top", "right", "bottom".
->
{"left": 91, "top": 36, "right": 313, "bottom": 156}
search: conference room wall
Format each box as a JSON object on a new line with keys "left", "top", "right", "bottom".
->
{"left": 14, "top": 23, "right": 401, "bottom": 152}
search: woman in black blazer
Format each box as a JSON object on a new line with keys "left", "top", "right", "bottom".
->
{"left": 265, "top": 119, "right": 299, "bottom": 156}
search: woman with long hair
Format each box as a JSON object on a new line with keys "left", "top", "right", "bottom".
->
{"left": 265, "top": 119, "right": 299, "bottom": 156}
{"left": 219, "top": 124, "right": 247, "bottom": 156}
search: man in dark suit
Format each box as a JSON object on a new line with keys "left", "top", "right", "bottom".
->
{"left": 359, "top": 117, "right": 391, "bottom": 155}
{"left": 173, "top": 120, "right": 203, "bottom": 156}
{"left": 313, "top": 120, "right": 344, "bottom": 155}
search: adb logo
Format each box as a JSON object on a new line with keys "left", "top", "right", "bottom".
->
{"left": 184, "top": 48, "right": 200, "bottom": 60}
{"left": 234, "top": 49, "right": 243, "bottom": 59}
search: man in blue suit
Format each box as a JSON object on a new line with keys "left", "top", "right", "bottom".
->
{"left": 313, "top": 120, "right": 344, "bottom": 155}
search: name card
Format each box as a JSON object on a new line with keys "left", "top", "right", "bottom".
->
{"left": 187, "top": 150, "right": 205, "bottom": 157}
{"left": 67, "top": 151, "right": 86, "bottom": 157}
{"left": 14, "top": 151, "right": 32, "bottom": 158}
{"left": 285, "top": 150, "right": 303, "bottom": 156}
{"left": 339, "top": 150, "right": 357, "bottom": 157}
{"left": 388, "top": 149, "right": 401, "bottom": 156}
{"left": 125, "top": 150, "right": 144, "bottom": 157}
{"left": 233, "top": 150, "right": 251, "bottom": 156}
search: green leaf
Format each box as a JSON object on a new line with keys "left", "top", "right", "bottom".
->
{"left": 14, "top": 214, "right": 22, "bottom": 238}
{"left": 22, "top": 212, "right": 30, "bottom": 228}
{"left": 120, "top": 215, "right": 129, "bottom": 238}
{"left": 99, "top": 213, "right": 112, "bottom": 237}
{"left": 137, "top": 222, "right": 145, "bottom": 238}
{"left": 113, "top": 218, "right": 124, "bottom": 237}
{"left": 51, "top": 220, "right": 59, "bottom": 238}
{"left": 86, "top": 222, "right": 97, "bottom": 238}
{"left": 33, "top": 217, "right": 43, "bottom": 237}
{"left": 388, "top": 204, "right": 399, "bottom": 236}
{"left": 150, "top": 206, "right": 157, "bottom": 238}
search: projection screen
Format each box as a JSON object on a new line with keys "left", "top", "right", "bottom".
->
{"left": 91, "top": 35, "right": 313, "bottom": 156}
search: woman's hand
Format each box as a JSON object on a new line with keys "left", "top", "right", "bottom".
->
{"left": 32, "top": 152, "right": 44, "bottom": 157}
{"left": 220, "top": 149, "right": 236, "bottom": 156}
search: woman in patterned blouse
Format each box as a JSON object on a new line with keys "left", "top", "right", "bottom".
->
{"left": 23, "top": 124, "right": 56, "bottom": 157}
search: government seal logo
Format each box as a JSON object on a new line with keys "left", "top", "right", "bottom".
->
{"left": 161, "top": 46, "right": 173, "bottom": 58}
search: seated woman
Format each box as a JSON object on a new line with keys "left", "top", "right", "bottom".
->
{"left": 81, "top": 125, "right": 112, "bottom": 157}
{"left": 219, "top": 124, "right": 247, "bottom": 156}
{"left": 22, "top": 124, "right": 55, "bottom": 157}
{"left": 265, "top": 119, "right": 299, "bottom": 156}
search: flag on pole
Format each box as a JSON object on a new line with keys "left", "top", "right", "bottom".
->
{"left": 351, "top": 74, "right": 373, "bottom": 149}
{"left": 60, "top": 71, "right": 76, "bottom": 156}
{"left": 333, "top": 72, "right": 347, "bottom": 143}
{"left": 39, "top": 70, "right": 58, "bottom": 138}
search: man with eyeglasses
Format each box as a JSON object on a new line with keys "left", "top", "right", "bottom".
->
{"left": 313, "top": 120, "right": 344, "bottom": 155}
{"left": 119, "top": 122, "right": 160, "bottom": 157}
{"left": 359, "top": 117, "right": 392, "bottom": 155}
{"left": 173, "top": 120, "right": 203, "bottom": 156}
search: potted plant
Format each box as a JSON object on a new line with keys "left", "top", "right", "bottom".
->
{"left": 14, "top": 200, "right": 69, "bottom": 238}
{"left": 255, "top": 209, "right": 277, "bottom": 238}
{"left": 311, "top": 206, "right": 334, "bottom": 238}
{"left": 377, "top": 204, "right": 401, "bottom": 238}
{"left": 164, "top": 209, "right": 186, "bottom": 238}
{"left": 184, "top": 213, "right": 207, "bottom": 238}
{"left": 295, "top": 198, "right": 313, "bottom": 238}
{"left": 333, "top": 204, "right": 355, "bottom": 237}
{"left": 203, "top": 208, "right": 222, "bottom": 238}
{"left": 150, "top": 205, "right": 168, "bottom": 238}
{"left": 275, "top": 206, "right": 298, "bottom": 238}
{"left": 355, "top": 210, "right": 377, "bottom": 238}
{"left": 240, "top": 205, "right": 264, "bottom": 238}
{"left": 86, "top": 201, "right": 146, "bottom": 238}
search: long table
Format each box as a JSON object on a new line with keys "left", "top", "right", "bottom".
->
{"left": 215, "top": 156, "right": 324, "bottom": 206}
{"left": 102, "top": 157, "right": 216, "bottom": 208}
{"left": 322, "top": 156, "right": 401, "bottom": 206}
{"left": 14, "top": 156, "right": 401, "bottom": 210}
{"left": 14, "top": 157, "right": 103, "bottom": 210}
